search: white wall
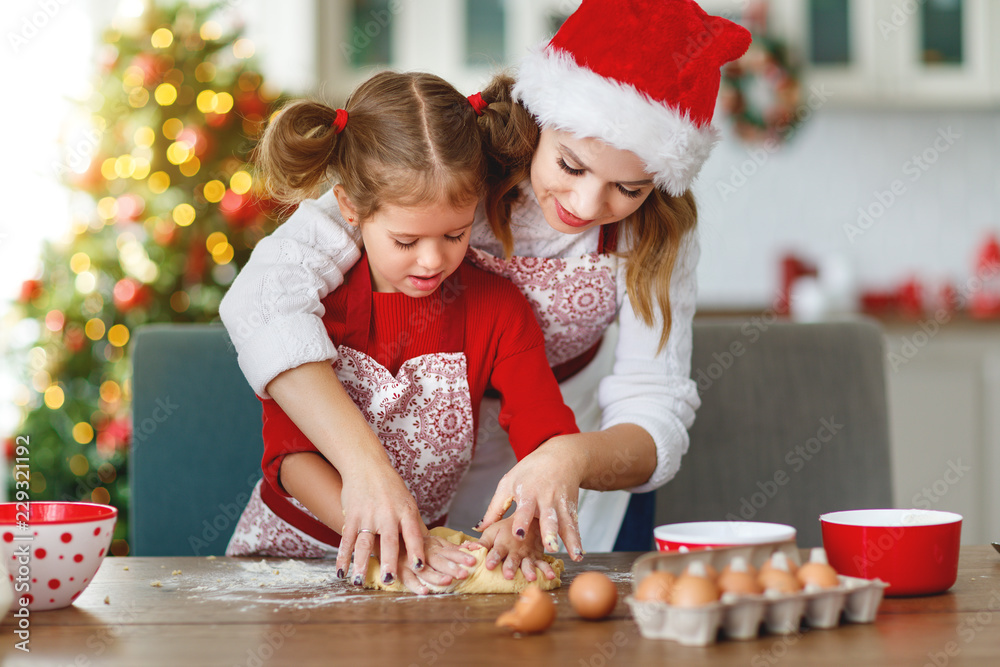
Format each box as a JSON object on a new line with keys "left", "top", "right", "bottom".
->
{"left": 692, "top": 108, "right": 1000, "bottom": 309}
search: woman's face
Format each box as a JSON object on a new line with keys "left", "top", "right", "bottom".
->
{"left": 529, "top": 127, "right": 656, "bottom": 235}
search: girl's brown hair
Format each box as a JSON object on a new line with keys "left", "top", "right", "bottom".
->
{"left": 476, "top": 73, "right": 698, "bottom": 352}
{"left": 255, "top": 71, "right": 486, "bottom": 219}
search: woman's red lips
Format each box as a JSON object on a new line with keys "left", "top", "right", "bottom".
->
{"left": 555, "top": 199, "right": 594, "bottom": 228}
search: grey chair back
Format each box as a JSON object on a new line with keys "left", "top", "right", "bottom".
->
{"left": 656, "top": 318, "right": 893, "bottom": 547}
{"left": 130, "top": 324, "right": 262, "bottom": 556}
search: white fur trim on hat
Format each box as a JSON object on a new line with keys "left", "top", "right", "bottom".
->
{"left": 513, "top": 46, "right": 718, "bottom": 197}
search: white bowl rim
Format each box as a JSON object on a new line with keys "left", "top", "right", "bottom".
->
{"left": 820, "top": 508, "right": 963, "bottom": 527}
{"left": 653, "top": 521, "right": 796, "bottom": 545}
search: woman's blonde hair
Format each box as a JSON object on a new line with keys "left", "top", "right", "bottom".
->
{"left": 255, "top": 71, "right": 486, "bottom": 219}
{"left": 476, "top": 73, "right": 698, "bottom": 351}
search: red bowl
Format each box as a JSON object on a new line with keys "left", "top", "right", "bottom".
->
{"left": 0, "top": 502, "right": 117, "bottom": 610}
{"left": 820, "top": 509, "right": 962, "bottom": 597}
{"left": 654, "top": 521, "right": 796, "bottom": 552}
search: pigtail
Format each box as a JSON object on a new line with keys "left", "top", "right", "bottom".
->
{"left": 253, "top": 99, "right": 344, "bottom": 208}
{"left": 477, "top": 72, "right": 540, "bottom": 258}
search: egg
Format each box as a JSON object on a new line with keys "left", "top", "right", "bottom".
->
{"left": 759, "top": 551, "right": 798, "bottom": 577}
{"left": 495, "top": 586, "right": 557, "bottom": 634}
{"left": 669, "top": 562, "right": 720, "bottom": 607}
{"left": 797, "top": 547, "right": 840, "bottom": 590}
{"left": 634, "top": 571, "right": 676, "bottom": 602}
{"left": 758, "top": 553, "right": 802, "bottom": 594}
{"left": 717, "top": 556, "right": 762, "bottom": 596}
{"left": 568, "top": 572, "right": 618, "bottom": 620}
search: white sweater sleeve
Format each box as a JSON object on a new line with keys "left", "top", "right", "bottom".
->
{"left": 218, "top": 189, "right": 362, "bottom": 398}
{"left": 598, "top": 231, "right": 702, "bottom": 493}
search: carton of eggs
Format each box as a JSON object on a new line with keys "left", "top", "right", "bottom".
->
{"left": 625, "top": 541, "right": 888, "bottom": 646}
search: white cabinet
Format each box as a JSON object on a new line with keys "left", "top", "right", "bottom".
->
{"left": 318, "top": 0, "right": 580, "bottom": 97}
{"left": 882, "top": 320, "right": 1000, "bottom": 545}
{"left": 705, "top": 0, "right": 1000, "bottom": 107}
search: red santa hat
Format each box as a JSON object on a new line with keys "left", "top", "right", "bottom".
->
{"left": 513, "top": 0, "right": 752, "bottom": 196}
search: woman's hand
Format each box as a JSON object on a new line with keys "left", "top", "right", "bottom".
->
{"left": 476, "top": 517, "right": 559, "bottom": 582}
{"left": 477, "top": 435, "right": 586, "bottom": 561}
{"left": 336, "top": 461, "right": 431, "bottom": 587}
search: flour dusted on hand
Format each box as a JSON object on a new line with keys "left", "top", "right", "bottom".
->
{"left": 363, "top": 527, "right": 564, "bottom": 594}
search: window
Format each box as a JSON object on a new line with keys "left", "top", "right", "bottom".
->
{"left": 808, "top": 0, "right": 851, "bottom": 66}
{"left": 349, "top": 0, "right": 393, "bottom": 67}
{"left": 465, "top": 0, "right": 505, "bottom": 66}
{"left": 921, "top": 0, "right": 963, "bottom": 65}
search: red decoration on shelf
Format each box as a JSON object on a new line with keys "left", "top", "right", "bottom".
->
{"left": 777, "top": 254, "right": 817, "bottom": 316}
{"left": 970, "top": 235, "right": 1000, "bottom": 319}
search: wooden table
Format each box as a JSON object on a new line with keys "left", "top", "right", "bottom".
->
{"left": 3, "top": 546, "right": 999, "bottom": 666}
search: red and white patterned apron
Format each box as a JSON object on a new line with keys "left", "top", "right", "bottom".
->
{"left": 452, "top": 225, "right": 632, "bottom": 552}
{"left": 227, "top": 257, "right": 475, "bottom": 557}
{"left": 464, "top": 225, "right": 619, "bottom": 373}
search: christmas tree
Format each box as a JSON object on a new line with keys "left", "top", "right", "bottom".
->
{"left": 4, "top": 1, "right": 281, "bottom": 556}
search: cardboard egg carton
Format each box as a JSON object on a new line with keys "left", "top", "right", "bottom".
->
{"left": 625, "top": 541, "right": 888, "bottom": 646}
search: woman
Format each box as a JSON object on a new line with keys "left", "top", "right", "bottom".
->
{"left": 219, "top": 0, "right": 751, "bottom": 582}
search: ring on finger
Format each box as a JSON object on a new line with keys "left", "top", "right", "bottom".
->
{"left": 357, "top": 529, "right": 375, "bottom": 535}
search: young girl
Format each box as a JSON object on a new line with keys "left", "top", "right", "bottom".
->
{"left": 221, "top": 0, "right": 751, "bottom": 568}
{"left": 225, "top": 71, "right": 578, "bottom": 592}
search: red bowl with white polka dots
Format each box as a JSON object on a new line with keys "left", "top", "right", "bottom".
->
{"left": 0, "top": 502, "right": 117, "bottom": 611}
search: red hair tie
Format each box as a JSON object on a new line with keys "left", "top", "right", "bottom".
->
{"left": 467, "top": 92, "right": 488, "bottom": 116}
{"left": 331, "top": 108, "right": 349, "bottom": 134}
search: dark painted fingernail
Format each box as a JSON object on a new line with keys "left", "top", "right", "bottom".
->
{"left": 515, "top": 528, "right": 525, "bottom": 538}
{"left": 336, "top": 568, "right": 345, "bottom": 579}
{"left": 382, "top": 572, "right": 394, "bottom": 585}
{"left": 352, "top": 575, "right": 363, "bottom": 586}
{"left": 414, "top": 558, "right": 423, "bottom": 570}
{"left": 573, "top": 549, "right": 583, "bottom": 559}
{"left": 473, "top": 521, "right": 482, "bottom": 530}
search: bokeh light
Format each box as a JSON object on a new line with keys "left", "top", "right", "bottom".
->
{"left": 170, "top": 291, "right": 190, "bottom": 312}
{"left": 233, "top": 38, "right": 254, "bottom": 59}
{"left": 148, "top": 171, "right": 170, "bottom": 193}
{"left": 203, "top": 179, "right": 225, "bottom": 202}
{"left": 230, "top": 170, "right": 252, "bottom": 195}
{"left": 162, "top": 117, "right": 183, "bottom": 139}
{"left": 154, "top": 83, "right": 178, "bottom": 106}
{"left": 108, "top": 324, "right": 130, "bottom": 347}
{"left": 172, "top": 203, "right": 195, "bottom": 226}
{"left": 134, "top": 126, "right": 155, "bottom": 147}
{"left": 44, "top": 386, "right": 65, "bottom": 410}
{"left": 85, "top": 318, "right": 106, "bottom": 340}
{"left": 70, "top": 253, "right": 91, "bottom": 273}
{"left": 70, "top": 453, "right": 90, "bottom": 475}
{"left": 73, "top": 424, "right": 95, "bottom": 445}
{"left": 151, "top": 28, "right": 174, "bottom": 48}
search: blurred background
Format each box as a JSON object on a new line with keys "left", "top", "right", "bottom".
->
{"left": 1, "top": 0, "right": 998, "bottom": 553}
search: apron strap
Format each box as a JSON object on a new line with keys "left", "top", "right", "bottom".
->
{"left": 437, "top": 267, "right": 466, "bottom": 353}
{"left": 342, "top": 254, "right": 374, "bottom": 352}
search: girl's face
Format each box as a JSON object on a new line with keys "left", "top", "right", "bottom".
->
{"left": 530, "top": 127, "right": 656, "bottom": 235}
{"left": 336, "top": 186, "right": 476, "bottom": 296}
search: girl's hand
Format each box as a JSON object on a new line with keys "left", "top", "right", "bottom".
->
{"left": 392, "top": 534, "right": 482, "bottom": 594}
{"left": 477, "top": 435, "right": 586, "bottom": 561}
{"left": 337, "top": 461, "right": 429, "bottom": 587}
{"left": 476, "top": 517, "right": 558, "bottom": 582}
